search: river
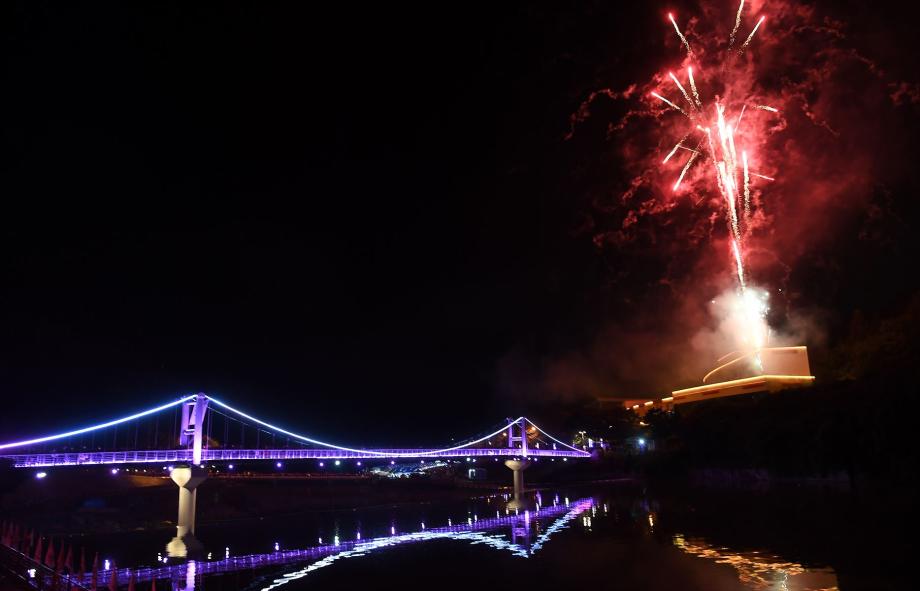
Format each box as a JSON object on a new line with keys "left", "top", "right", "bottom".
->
{"left": 34, "top": 478, "right": 905, "bottom": 591}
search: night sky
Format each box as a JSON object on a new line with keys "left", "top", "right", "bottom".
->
{"left": 1, "top": 1, "right": 917, "bottom": 445}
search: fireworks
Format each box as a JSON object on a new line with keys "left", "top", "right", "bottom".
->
{"left": 650, "top": 91, "right": 688, "bottom": 116}
{"left": 668, "top": 13, "right": 693, "bottom": 56}
{"left": 740, "top": 15, "right": 766, "bottom": 51}
{"left": 653, "top": 1, "right": 781, "bottom": 357}
{"left": 728, "top": 0, "right": 745, "bottom": 48}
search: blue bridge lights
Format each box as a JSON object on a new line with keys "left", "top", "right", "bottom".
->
{"left": 0, "top": 393, "right": 590, "bottom": 469}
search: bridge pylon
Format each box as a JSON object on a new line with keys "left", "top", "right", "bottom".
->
{"left": 506, "top": 417, "right": 528, "bottom": 457}
{"left": 179, "top": 393, "right": 209, "bottom": 466}
{"left": 504, "top": 418, "right": 530, "bottom": 505}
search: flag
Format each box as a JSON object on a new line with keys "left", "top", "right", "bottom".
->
{"left": 44, "top": 538, "right": 55, "bottom": 567}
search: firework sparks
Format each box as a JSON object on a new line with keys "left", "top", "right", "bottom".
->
{"left": 668, "top": 13, "right": 693, "bottom": 56}
{"left": 650, "top": 91, "right": 689, "bottom": 116}
{"left": 653, "top": 3, "right": 776, "bottom": 355}
{"left": 735, "top": 104, "right": 747, "bottom": 129}
{"left": 713, "top": 103, "right": 744, "bottom": 240}
{"left": 662, "top": 132, "right": 691, "bottom": 164}
{"left": 740, "top": 15, "right": 765, "bottom": 51}
{"left": 727, "top": 125, "right": 739, "bottom": 179}
{"left": 687, "top": 67, "right": 702, "bottom": 108}
{"left": 739, "top": 288, "right": 769, "bottom": 349}
{"left": 729, "top": 0, "right": 745, "bottom": 48}
{"left": 742, "top": 150, "right": 751, "bottom": 219}
{"left": 669, "top": 71, "right": 696, "bottom": 110}
{"left": 673, "top": 140, "right": 702, "bottom": 192}
{"left": 731, "top": 239, "right": 745, "bottom": 288}
{"left": 663, "top": 143, "right": 682, "bottom": 164}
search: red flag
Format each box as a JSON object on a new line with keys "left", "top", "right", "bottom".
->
{"left": 64, "top": 543, "right": 74, "bottom": 572}
{"left": 33, "top": 537, "right": 43, "bottom": 563}
{"left": 128, "top": 571, "right": 136, "bottom": 591}
{"left": 44, "top": 538, "right": 55, "bottom": 567}
{"left": 80, "top": 547, "right": 87, "bottom": 576}
{"left": 109, "top": 561, "right": 117, "bottom": 591}
{"left": 91, "top": 566, "right": 98, "bottom": 591}
{"left": 151, "top": 578, "right": 157, "bottom": 591}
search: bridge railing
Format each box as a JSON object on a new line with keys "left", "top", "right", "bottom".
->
{"left": 2, "top": 447, "right": 587, "bottom": 468}
{"left": 196, "top": 448, "right": 588, "bottom": 460}
{"left": 1, "top": 450, "right": 195, "bottom": 468}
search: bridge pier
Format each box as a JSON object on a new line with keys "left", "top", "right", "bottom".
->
{"left": 167, "top": 464, "right": 207, "bottom": 559}
{"left": 504, "top": 459, "right": 530, "bottom": 500}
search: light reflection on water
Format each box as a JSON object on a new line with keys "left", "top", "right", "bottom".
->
{"left": 260, "top": 499, "right": 593, "bottom": 590}
{"left": 96, "top": 497, "right": 593, "bottom": 589}
{"left": 672, "top": 534, "right": 839, "bottom": 591}
{"left": 73, "top": 489, "right": 844, "bottom": 590}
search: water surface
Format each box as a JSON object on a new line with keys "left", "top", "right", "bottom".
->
{"left": 66, "top": 483, "right": 898, "bottom": 590}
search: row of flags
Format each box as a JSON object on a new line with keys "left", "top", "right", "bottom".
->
{"left": 1, "top": 520, "right": 158, "bottom": 590}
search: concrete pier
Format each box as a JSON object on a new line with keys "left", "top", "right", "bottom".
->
{"left": 167, "top": 464, "right": 207, "bottom": 558}
{"left": 504, "top": 459, "right": 530, "bottom": 505}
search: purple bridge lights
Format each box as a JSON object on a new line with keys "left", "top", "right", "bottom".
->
{"left": 0, "top": 393, "right": 590, "bottom": 468}
{"left": 0, "top": 393, "right": 590, "bottom": 559}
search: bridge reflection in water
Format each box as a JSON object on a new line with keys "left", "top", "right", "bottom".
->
{"left": 90, "top": 498, "right": 595, "bottom": 590}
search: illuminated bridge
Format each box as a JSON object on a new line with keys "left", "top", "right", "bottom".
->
{"left": 0, "top": 394, "right": 590, "bottom": 468}
{"left": 0, "top": 394, "right": 590, "bottom": 554}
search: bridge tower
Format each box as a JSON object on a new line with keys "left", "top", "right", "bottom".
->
{"left": 506, "top": 417, "right": 528, "bottom": 457}
{"left": 169, "top": 393, "right": 209, "bottom": 558}
{"left": 504, "top": 418, "right": 530, "bottom": 504}
{"left": 178, "top": 393, "right": 209, "bottom": 465}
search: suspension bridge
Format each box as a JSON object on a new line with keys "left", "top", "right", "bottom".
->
{"left": 0, "top": 393, "right": 590, "bottom": 557}
{"left": 0, "top": 394, "right": 590, "bottom": 468}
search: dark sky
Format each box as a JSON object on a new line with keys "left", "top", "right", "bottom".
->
{"left": 1, "top": 1, "right": 917, "bottom": 445}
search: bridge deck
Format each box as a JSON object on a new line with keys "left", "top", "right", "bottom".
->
{"left": 1, "top": 447, "right": 588, "bottom": 468}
